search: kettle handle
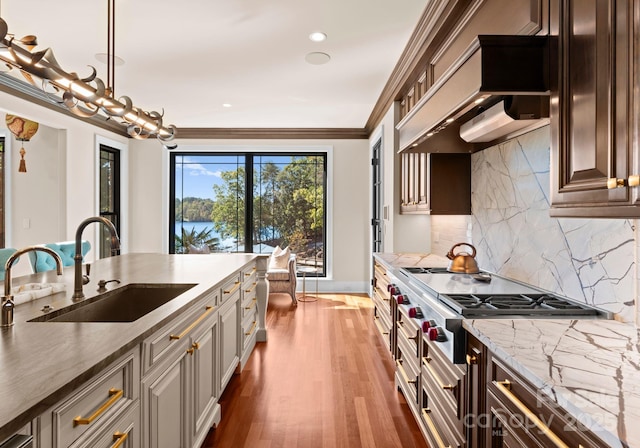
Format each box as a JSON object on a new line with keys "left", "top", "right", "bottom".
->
{"left": 447, "top": 242, "right": 477, "bottom": 259}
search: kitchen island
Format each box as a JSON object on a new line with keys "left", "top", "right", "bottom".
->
{"left": 0, "top": 252, "right": 268, "bottom": 445}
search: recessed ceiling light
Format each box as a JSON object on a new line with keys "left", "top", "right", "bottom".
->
{"left": 95, "top": 53, "right": 125, "bottom": 65}
{"left": 305, "top": 52, "right": 331, "bottom": 65}
{"left": 222, "top": 103, "right": 232, "bottom": 108}
{"left": 309, "top": 32, "right": 327, "bottom": 42}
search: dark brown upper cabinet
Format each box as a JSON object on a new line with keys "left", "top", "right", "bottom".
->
{"left": 549, "top": 0, "right": 640, "bottom": 217}
{"left": 400, "top": 153, "right": 471, "bottom": 215}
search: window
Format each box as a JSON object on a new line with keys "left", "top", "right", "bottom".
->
{"left": 99, "top": 144, "right": 121, "bottom": 258}
{"left": 170, "top": 152, "right": 327, "bottom": 277}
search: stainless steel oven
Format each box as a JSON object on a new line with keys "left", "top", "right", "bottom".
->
{"left": 387, "top": 265, "right": 609, "bottom": 448}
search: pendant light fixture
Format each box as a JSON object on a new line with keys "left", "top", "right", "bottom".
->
{"left": 0, "top": 1, "right": 177, "bottom": 148}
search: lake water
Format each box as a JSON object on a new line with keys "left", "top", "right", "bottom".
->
{"left": 175, "top": 221, "right": 218, "bottom": 235}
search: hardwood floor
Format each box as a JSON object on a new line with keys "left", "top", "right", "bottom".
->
{"left": 201, "top": 292, "right": 428, "bottom": 448}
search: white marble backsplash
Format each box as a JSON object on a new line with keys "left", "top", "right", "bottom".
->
{"left": 469, "top": 126, "right": 635, "bottom": 322}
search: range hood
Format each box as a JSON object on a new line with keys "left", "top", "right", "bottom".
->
{"left": 397, "top": 35, "right": 549, "bottom": 152}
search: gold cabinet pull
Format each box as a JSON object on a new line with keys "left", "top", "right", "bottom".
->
{"left": 245, "top": 282, "right": 257, "bottom": 293}
{"left": 395, "top": 360, "right": 417, "bottom": 385}
{"left": 607, "top": 175, "right": 640, "bottom": 189}
{"left": 244, "top": 266, "right": 256, "bottom": 276}
{"left": 421, "top": 408, "right": 452, "bottom": 448}
{"left": 223, "top": 281, "right": 241, "bottom": 295}
{"left": 244, "top": 298, "right": 257, "bottom": 311}
{"left": 186, "top": 341, "right": 200, "bottom": 355}
{"left": 466, "top": 354, "right": 478, "bottom": 365}
{"left": 245, "top": 321, "right": 257, "bottom": 336}
{"left": 111, "top": 431, "right": 128, "bottom": 448}
{"left": 170, "top": 306, "right": 214, "bottom": 340}
{"left": 423, "top": 357, "right": 455, "bottom": 391}
{"left": 73, "top": 388, "right": 123, "bottom": 426}
{"left": 494, "top": 380, "right": 569, "bottom": 448}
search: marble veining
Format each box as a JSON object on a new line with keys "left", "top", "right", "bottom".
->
{"left": 471, "top": 126, "right": 635, "bottom": 322}
{"left": 465, "top": 319, "right": 640, "bottom": 447}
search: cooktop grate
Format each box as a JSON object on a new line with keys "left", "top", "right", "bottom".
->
{"left": 401, "top": 267, "right": 451, "bottom": 274}
{"left": 440, "top": 293, "right": 601, "bottom": 317}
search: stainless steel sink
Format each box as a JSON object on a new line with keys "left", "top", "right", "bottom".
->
{"left": 29, "top": 283, "right": 197, "bottom": 323}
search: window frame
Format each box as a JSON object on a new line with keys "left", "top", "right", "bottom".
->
{"left": 168, "top": 146, "right": 332, "bottom": 278}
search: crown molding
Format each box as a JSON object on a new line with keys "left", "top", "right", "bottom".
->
{"left": 175, "top": 127, "right": 368, "bottom": 140}
{"left": 365, "top": 0, "right": 471, "bottom": 133}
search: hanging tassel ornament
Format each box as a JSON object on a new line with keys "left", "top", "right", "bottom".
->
{"left": 5, "top": 114, "right": 39, "bottom": 174}
{"left": 18, "top": 145, "right": 27, "bottom": 172}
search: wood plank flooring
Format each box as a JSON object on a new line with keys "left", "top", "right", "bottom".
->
{"left": 201, "top": 293, "right": 428, "bottom": 448}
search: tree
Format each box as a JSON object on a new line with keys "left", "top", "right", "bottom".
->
{"left": 210, "top": 166, "right": 246, "bottom": 242}
{"left": 207, "top": 156, "right": 324, "bottom": 254}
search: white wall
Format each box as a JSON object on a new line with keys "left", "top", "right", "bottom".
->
{"left": 372, "top": 103, "right": 431, "bottom": 254}
{"left": 128, "top": 138, "right": 371, "bottom": 293}
{"left": 0, "top": 92, "right": 128, "bottom": 275}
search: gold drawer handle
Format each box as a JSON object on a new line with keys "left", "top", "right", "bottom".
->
{"left": 224, "top": 281, "right": 241, "bottom": 295}
{"left": 244, "top": 298, "right": 257, "bottom": 311}
{"left": 245, "top": 282, "right": 257, "bottom": 293}
{"left": 244, "top": 266, "right": 256, "bottom": 276}
{"left": 421, "top": 408, "right": 452, "bottom": 448}
{"left": 112, "top": 431, "right": 128, "bottom": 448}
{"left": 170, "top": 306, "right": 214, "bottom": 340}
{"left": 494, "top": 380, "right": 569, "bottom": 448}
{"left": 466, "top": 354, "right": 478, "bottom": 365}
{"left": 73, "top": 388, "right": 123, "bottom": 426}
{"left": 245, "top": 321, "right": 257, "bottom": 336}
{"left": 395, "top": 360, "right": 417, "bottom": 385}
{"left": 423, "top": 357, "right": 455, "bottom": 391}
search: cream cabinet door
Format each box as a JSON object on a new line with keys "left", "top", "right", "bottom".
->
{"left": 219, "top": 300, "right": 239, "bottom": 392}
{"left": 143, "top": 354, "right": 188, "bottom": 448}
{"left": 190, "top": 317, "right": 219, "bottom": 447}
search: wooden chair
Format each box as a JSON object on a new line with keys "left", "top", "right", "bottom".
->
{"left": 266, "top": 253, "right": 297, "bottom": 304}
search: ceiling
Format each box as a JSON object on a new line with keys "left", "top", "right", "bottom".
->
{"left": 1, "top": 0, "right": 428, "bottom": 130}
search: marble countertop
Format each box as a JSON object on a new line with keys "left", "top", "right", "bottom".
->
{"left": 465, "top": 319, "right": 640, "bottom": 448}
{"left": 0, "top": 252, "right": 262, "bottom": 441}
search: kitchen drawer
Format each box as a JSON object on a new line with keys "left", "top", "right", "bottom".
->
{"left": 397, "top": 305, "right": 420, "bottom": 357}
{"left": 51, "top": 349, "right": 139, "bottom": 448}
{"left": 242, "top": 320, "right": 257, "bottom": 352}
{"left": 419, "top": 400, "right": 464, "bottom": 448}
{"left": 396, "top": 344, "right": 420, "bottom": 407}
{"left": 142, "top": 290, "right": 217, "bottom": 374}
{"left": 421, "top": 370, "right": 465, "bottom": 446}
{"left": 70, "top": 402, "right": 139, "bottom": 448}
{"left": 487, "top": 354, "right": 606, "bottom": 448}
{"left": 241, "top": 263, "right": 257, "bottom": 288}
{"left": 241, "top": 281, "right": 258, "bottom": 319}
{"left": 220, "top": 275, "right": 241, "bottom": 305}
{"left": 422, "top": 338, "right": 465, "bottom": 418}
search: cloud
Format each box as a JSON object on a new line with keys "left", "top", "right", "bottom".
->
{"left": 186, "top": 163, "right": 220, "bottom": 177}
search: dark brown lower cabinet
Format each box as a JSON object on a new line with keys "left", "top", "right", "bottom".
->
{"left": 485, "top": 352, "right": 606, "bottom": 447}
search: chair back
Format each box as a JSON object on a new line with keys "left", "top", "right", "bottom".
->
{"left": 28, "top": 240, "right": 91, "bottom": 273}
{"left": 0, "top": 248, "right": 18, "bottom": 281}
